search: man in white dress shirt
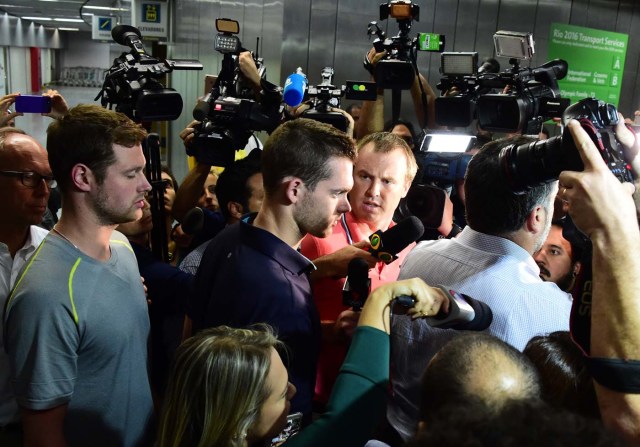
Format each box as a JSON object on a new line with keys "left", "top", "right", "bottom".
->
{"left": 386, "top": 135, "right": 573, "bottom": 443}
{"left": 0, "top": 128, "right": 53, "bottom": 442}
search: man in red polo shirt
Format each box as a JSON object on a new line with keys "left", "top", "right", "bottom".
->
{"left": 301, "top": 131, "right": 420, "bottom": 406}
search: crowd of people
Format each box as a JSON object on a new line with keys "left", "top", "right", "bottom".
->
{"left": 1, "top": 46, "right": 640, "bottom": 447}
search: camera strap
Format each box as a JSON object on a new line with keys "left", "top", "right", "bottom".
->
{"left": 588, "top": 357, "right": 640, "bottom": 394}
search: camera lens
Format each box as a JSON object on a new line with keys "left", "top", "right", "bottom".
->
{"left": 500, "top": 136, "right": 565, "bottom": 193}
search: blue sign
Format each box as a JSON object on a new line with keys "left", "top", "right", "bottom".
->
{"left": 98, "top": 17, "right": 112, "bottom": 30}
{"left": 142, "top": 3, "right": 160, "bottom": 23}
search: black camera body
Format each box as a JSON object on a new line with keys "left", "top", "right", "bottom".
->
{"left": 500, "top": 98, "right": 634, "bottom": 193}
{"left": 436, "top": 57, "right": 569, "bottom": 134}
{"left": 188, "top": 19, "right": 281, "bottom": 167}
{"left": 299, "top": 68, "right": 377, "bottom": 132}
{"left": 96, "top": 25, "right": 203, "bottom": 121}
{"left": 366, "top": 1, "right": 421, "bottom": 90}
{"left": 301, "top": 67, "right": 348, "bottom": 132}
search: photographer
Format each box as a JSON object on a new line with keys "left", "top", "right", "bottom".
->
{"left": 559, "top": 119, "right": 640, "bottom": 444}
{"left": 356, "top": 47, "right": 438, "bottom": 142}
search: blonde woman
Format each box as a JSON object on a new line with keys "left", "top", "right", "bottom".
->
{"left": 157, "top": 278, "right": 448, "bottom": 447}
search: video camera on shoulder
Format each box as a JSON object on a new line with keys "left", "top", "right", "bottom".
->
{"left": 188, "top": 18, "right": 282, "bottom": 167}
{"left": 365, "top": 1, "right": 444, "bottom": 90}
{"left": 96, "top": 25, "right": 203, "bottom": 121}
{"left": 435, "top": 31, "right": 570, "bottom": 134}
{"left": 500, "top": 97, "right": 634, "bottom": 193}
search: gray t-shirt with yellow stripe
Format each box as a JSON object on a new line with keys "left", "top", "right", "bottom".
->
{"left": 4, "top": 231, "right": 154, "bottom": 447}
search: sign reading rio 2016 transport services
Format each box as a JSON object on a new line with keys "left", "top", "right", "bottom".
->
{"left": 548, "top": 23, "right": 628, "bottom": 107}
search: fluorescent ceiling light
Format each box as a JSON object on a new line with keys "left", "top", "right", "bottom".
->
{"left": 83, "top": 6, "right": 128, "bottom": 11}
{"left": 22, "top": 17, "right": 52, "bottom": 21}
{"left": 58, "top": 27, "right": 80, "bottom": 31}
{"left": 53, "top": 18, "right": 85, "bottom": 22}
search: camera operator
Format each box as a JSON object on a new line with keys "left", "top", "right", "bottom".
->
{"left": 356, "top": 47, "right": 439, "bottom": 142}
{"left": 559, "top": 119, "right": 640, "bottom": 445}
{"left": 173, "top": 51, "right": 265, "bottom": 240}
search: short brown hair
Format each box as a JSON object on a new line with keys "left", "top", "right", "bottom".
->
{"left": 47, "top": 104, "right": 147, "bottom": 193}
{"left": 261, "top": 118, "right": 356, "bottom": 196}
{"left": 357, "top": 132, "right": 418, "bottom": 183}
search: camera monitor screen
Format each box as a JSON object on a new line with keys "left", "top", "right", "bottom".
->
{"left": 421, "top": 134, "right": 476, "bottom": 153}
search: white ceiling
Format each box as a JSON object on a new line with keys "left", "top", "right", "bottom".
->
{"left": 0, "top": 0, "right": 131, "bottom": 33}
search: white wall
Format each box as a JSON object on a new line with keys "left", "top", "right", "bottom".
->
{"left": 61, "top": 32, "right": 110, "bottom": 68}
{"left": 7, "top": 46, "right": 29, "bottom": 93}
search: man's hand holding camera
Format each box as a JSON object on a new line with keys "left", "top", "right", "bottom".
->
{"left": 559, "top": 119, "right": 636, "bottom": 240}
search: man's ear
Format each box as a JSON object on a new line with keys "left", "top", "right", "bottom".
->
{"left": 70, "top": 163, "right": 93, "bottom": 192}
{"left": 283, "top": 177, "right": 304, "bottom": 205}
{"left": 573, "top": 261, "right": 582, "bottom": 277}
{"left": 228, "top": 201, "right": 244, "bottom": 220}
{"left": 525, "top": 205, "right": 545, "bottom": 234}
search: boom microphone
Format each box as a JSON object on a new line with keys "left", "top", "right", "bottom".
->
{"left": 283, "top": 67, "right": 307, "bottom": 107}
{"left": 368, "top": 216, "right": 424, "bottom": 264}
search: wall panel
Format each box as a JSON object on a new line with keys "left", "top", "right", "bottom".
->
{"left": 166, "top": 0, "right": 640, "bottom": 179}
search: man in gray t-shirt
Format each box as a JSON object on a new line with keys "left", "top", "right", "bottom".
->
{"left": 3, "top": 104, "right": 154, "bottom": 446}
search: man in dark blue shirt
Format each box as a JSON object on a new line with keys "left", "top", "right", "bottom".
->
{"left": 189, "top": 118, "right": 356, "bottom": 421}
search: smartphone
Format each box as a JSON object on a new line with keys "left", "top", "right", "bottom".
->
{"left": 15, "top": 95, "right": 52, "bottom": 114}
{"left": 271, "top": 412, "right": 302, "bottom": 446}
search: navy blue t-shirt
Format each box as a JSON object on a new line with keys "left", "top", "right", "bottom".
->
{"left": 189, "top": 218, "right": 321, "bottom": 419}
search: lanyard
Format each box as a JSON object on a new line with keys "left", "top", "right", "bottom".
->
{"left": 340, "top": 214, "right": 354, "bottom": 245}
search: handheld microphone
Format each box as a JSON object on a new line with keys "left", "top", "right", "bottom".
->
{"left": 181, "top": 207, "right": 204, "bottom": 235}
{"left": 283, "top": 68, "right": 307, "bottom": 107}
{"left": 368, "top": 216, "right": 424, "bottom": 264}
{"left": 342, "top": 257, "right": 371, "bottom": 310}
{"left": 393, "top": 286, "right": 493, "bottom": 331}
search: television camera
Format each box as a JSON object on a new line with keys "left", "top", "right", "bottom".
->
{"left": 298, "top": 67, "right": 377, "bottom": 132}
{"left": 96, "top": 25, "right": 203, "bottom": 121}
{"left": 435, "top": 31, "right": 569, "bottom": 134}
{"left": 365, "top": 1, "right": 444, "bottom": 90}
{"left": 188, "top": 18, "right": 282, "bottom": 167}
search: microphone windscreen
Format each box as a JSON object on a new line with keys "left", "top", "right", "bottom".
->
{"left": 181, "top": 207, "right": 204, "bottom": 235}
{"left": 193, "top": 98, "right": 210, "bottom": 121}
{"left": 377, "top": 216, "right": 424, "bottom": 255}
{"left": 459, "top": 295, "right": 493, "bottom": 331}
{"left": 347, "top": 257, "right": 370, "bottom": 290}
{"left": 283, "top": 73, "right": 307, "bottom": 107}
{"left": 112, "top": 25, "right": 141, "bottom": 46}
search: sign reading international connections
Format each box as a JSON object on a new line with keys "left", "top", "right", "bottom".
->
{"left": 548, "top": 23, "right": 628, "bottom": 107}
